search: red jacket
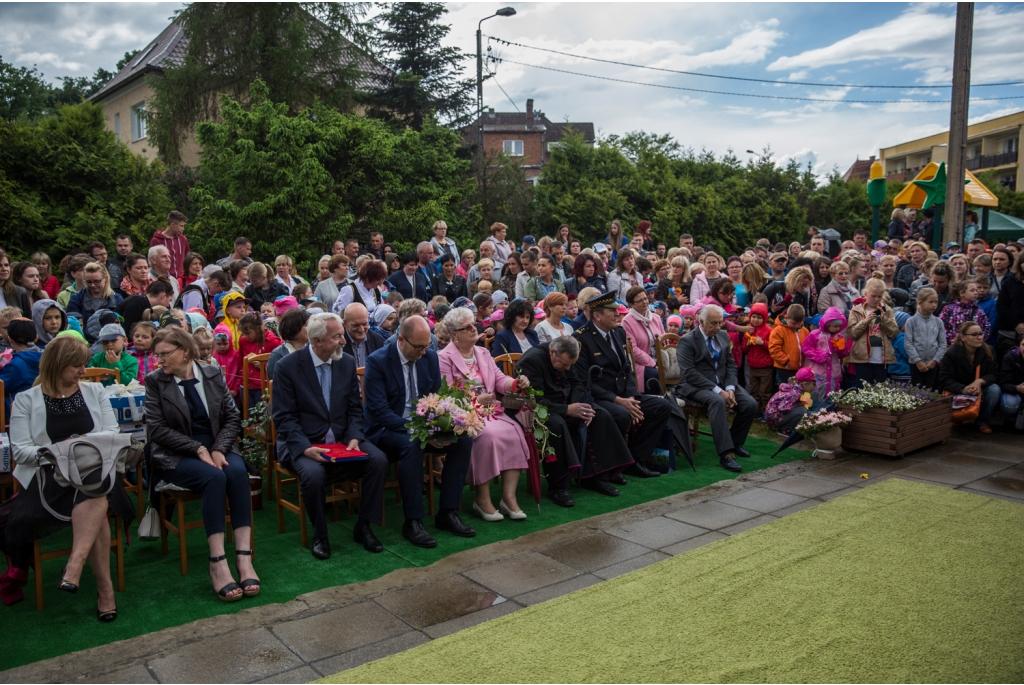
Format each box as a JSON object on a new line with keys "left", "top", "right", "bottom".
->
{"left": 238, "top": 330, "right": 282, "bottom": 391}
{"left": 742, "top": 323, "right": 775, "bottom": 368}
{"left": 150, "top": 230, "right": 191, "bottom": 280}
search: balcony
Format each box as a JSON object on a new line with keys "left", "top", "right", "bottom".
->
{"left": 966, "top": 150, "right": 1018, "bottom": 171}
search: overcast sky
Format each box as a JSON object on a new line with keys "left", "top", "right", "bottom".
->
{"left": 2, "top": 2, "right": 1023, "bottom": 178}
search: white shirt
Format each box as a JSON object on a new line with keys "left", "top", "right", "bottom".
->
{"left": 695, "top": 326, "right": 735, "bottom": 395}
{"left": 332, "top": 279, "right": 382, "bottom": 315}
{"left": 535, "top": 319, "right": 569, "bottom": 344}
{"left": 174, "top": 362, "right": 210, "bottom": 416}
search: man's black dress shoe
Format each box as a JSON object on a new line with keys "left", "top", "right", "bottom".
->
{"left": 626, "top": 462, "right": 661, "bottom": 478}
{"left": 353, "top": 522, "right": 384, "bottom": 553}
{"left": 435, "top": 510, "right": 476, "bottom": 538}
{"left": 402, "top": 519, "right": 438, "bottom": 548}
{"left": 719, "top": 456, "right": 743, "bottom": 473}
{"left": 548, "top": 488, "right": 575, "bottom": 507}
{"left": 582, "top": 478, "right": 620, "bottom": 497}
{"left": 311, "top": 538, "right": 331, "bottom": 560}
{"left": 609, "top": 473, "right": 628, "bottom": 486}
{"left": 733, "top": 446, "right": 751, "bottom": 458}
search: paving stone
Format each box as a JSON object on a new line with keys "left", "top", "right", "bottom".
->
{"left": 959, "top": 443, "right": 1024, "bottom": 463}
{"left": 272, "top": 601, "right": 410, "bottom": 663}
{"left": 719, "top": 514, "right": 778, "bottom": 535}
{"left": 422, "top": 599, "right": 521, "bottom": 639}
{"left": 762, "top": 475, "right": 849, "bottom": 498}
{"left": 808, "top": 463, "right": 901, "bottom": 485}
{"left": 716, "top": 487, "right": 808, "bottom": 514}
{"left": 592, "top": 551, "right": 670, "bottom": 580}
{"left": 79, "top": 663, "right": 155, "bottom": 684}
{"left": 606, "top": 516, "right": 708, "bottom": 549}
{"left": 819, "top": 486, "right": 861, "bottom": 501}
{"left": 148, "top": 628, "right": 302, "bottom": 684}
{"left": 513, "top": 574, "right": 604, "bottom": 606}
{"left": 891, "top": 462, "right": 988, "bottom": 486}
{"left": 956, "top": 487, "right": 1024, "bottom": 504}
{"left": 770, "top": 499, "right": 823, "bottom": 517}
{"left": 840, "top": 456, "right": 914, "bottom": 474}
{"left": 374, "top": 574, "right": 500, "bottom": 628}
{"left": 957, "top": 475, "right": 1024, "bottom": 500}
{"left": 251, "top": 666, "right": 323, "bottom": 684}
{"left": 993, "top": 464, "right": 1024, "bottom": 480}
{"left": 926, "top": 453, "right": 1016, "bottom": 476}
{"left": 664, "top": 500, "right": 759, "bottom": 529}
{"left": 661, "top": 531, "right": 729, "bottom": 556}
{"left": 311, "top": 632, "right": 431, "bottom": 678}
{"left": 463, "top": 551, "right": 580, "bottom": 597}
{"left": 539, "top": 532, "right": 650, "bottom": 572}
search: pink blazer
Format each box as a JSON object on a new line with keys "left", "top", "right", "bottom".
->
{"left": 438, "top": 344, "right": 516, "bottom": 395}
{"left": 621, "top": 312, "right": 665, "bottom": 368}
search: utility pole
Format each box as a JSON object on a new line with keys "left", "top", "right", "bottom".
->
{"left": 944, "top": 2, "right": 973, "bottom": 247}
{"left": 475, "top": 8, "right": 516, "bottom": 233}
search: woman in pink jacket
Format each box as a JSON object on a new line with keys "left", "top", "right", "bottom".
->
{"left": 621, "top": 285, "right": 665, "bottom": 392}
{"left": 801, "top": 306, "right": 850, "bottom": 393}
{"left": 437, "top": 307, "right": 531, "bottom": 522}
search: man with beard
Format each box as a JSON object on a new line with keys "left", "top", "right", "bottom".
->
{"left": 516, "top": 336, "right": 635, "bottom": 507}
{"left": 272, "top": 312, "right": 389, "bottom": 560}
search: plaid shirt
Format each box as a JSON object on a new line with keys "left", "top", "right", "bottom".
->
{"left": 150, "top": 230, "right": 191, "bottom": 279}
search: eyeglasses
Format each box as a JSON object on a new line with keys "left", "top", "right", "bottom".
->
{"left": 455, "top": 324, "right": 477, "bottom": 334}
{"left": 154, "top": 348, "right": 180, "bottom": 360}
{"left": 403, "top": 340, "right": 429, "bottom": 352}
{"left": 85, "top": 279, "right": 105, "bottom": 286}
{"left": 964, "top": 332, "right": 984, "bottom": 337}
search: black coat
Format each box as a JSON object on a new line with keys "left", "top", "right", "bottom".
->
{"left": 430, "top": 274, "right": 468, "bottom": 303}
{"left": 937, "top": 343, "right": 999, "bottom": 394}
{"left": 572, "top": 321, "right": 637, "bottom": 402}
{"left": 245, "top": 280, "right": 290, "bottom": 309}
{"left": 516, "top": 343, "right": 583, "bottom": 418}
{"left": 387, "top": 269, "right": 431, "bottom": 302}
{"left": 343, "top": 329, "right": 385, "bottom": 362}
{"left": 999, "top": 348, "right": 1024, "bottom": 395}
{"left": 996, "top": 275, "right": 1024, "bottom": 334}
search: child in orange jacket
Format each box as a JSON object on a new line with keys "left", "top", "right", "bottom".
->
{"left": 768, "top": 303, "right": 810, "bottom": 385}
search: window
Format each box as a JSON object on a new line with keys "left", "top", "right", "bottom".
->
{"left": 131, "top": 44, "right": 156, "bottom": 69}
{"left": 547, "top": 142, "right": 563, "bottom": 152}
{"left": 130, "top": 101, "right": 146, "bottom": 141}
{"left": 1005, "top": 138, "right": 1018, "bottom": 154}
{"left": 113, "top": 113, "right": 120, "bottom": 141}
{"left": 503, "top": 139, "right": 524, "bottom": 156}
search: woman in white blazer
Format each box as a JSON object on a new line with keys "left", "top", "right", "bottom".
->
{"left": 5, "top": 336, "right": 133, "bottom": 620}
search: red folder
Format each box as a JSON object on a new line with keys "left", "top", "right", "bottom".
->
{"left": 313, "top": 444, "right": 369, "bottom": 462}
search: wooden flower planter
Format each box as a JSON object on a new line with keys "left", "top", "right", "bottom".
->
{"left": 835, "top": 396, "right": 953, "bottom": 457}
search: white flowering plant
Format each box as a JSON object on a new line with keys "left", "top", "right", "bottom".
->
{"left": 796, "top": 410, "right": 852, "bottom": 438}
{"left": 828, "top": 380, "right": 942, "bottom": 413}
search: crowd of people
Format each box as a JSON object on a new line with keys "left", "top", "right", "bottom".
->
{"left": 2, "top": 210, "right": 1023, "bottom": 615}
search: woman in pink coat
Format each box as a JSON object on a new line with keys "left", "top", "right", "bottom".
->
{"left": 620, "top": 285, "right": 665, "bottom": 391}
{"left": 438, "top": 307, "right": 531, "bottom": 522}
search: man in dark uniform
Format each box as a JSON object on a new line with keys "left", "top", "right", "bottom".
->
{"left": 516, "top": 337, "right": 634, "bottom": 505}
{"left": 574, "top": 292, "right": 672, "bottom": 485}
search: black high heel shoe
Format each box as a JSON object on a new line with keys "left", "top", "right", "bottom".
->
{"left": 97, "top": 594, "right": 117, "bottom": 623}
{"left": 58, "top": 565, "right": 78, "bottom": 594}
{"left": 235, "top": 550, "right": 260, "bottom": 598}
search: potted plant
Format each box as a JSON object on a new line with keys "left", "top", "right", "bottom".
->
{"left": 829, "top": 381, "right": 952, "bottom": 457}
{"left": 795, "top": 410, "right": 852, "bottom": 459}
{"left": 240, "top": 394, "right": 270, "bottom": 510}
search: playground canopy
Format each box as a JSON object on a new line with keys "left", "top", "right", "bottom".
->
{"left": 893, "top": 161, "right": 999, "bottom": 209}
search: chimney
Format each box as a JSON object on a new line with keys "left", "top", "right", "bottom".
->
{"left": 526, "top": 99, "right": 534, "bottom": 124}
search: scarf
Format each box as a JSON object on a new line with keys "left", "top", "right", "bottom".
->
{"left": 120, "top": 275, "right": 153, "bottom": 297}
{"left": 832, "top": 280, "right": 856, "bottom": 308}
{"left": 627, "top": 306, "right": 656, "bottom": 356}
{"left": 220, "top": 291, "right": 246, "bottom": 351}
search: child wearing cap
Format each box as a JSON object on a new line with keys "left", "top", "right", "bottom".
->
{"left": 679, "top": 305, "right": 698, "bottom": 334}
{"left": 801, "top": 306, "right": 849, "bottom": 394}
{"left": 888, "top": 310, "right": 912, "bottom": 384}
{"left": 666, "top": 314, "right": 682, "bottom": 335}
{"left": 213, "top": 324, "right": 241, "bottom": 398}
{"left": 1, "top": 318, "right": 44, "bottom": 415}
{"left": 764, "top": 367, "right": 819, "bottom": 436}
{"left": 742, "top": 302, "right": 776, "bottom": 413}
{"left": 89, "top": 323, "right": 137, "bottom": 386}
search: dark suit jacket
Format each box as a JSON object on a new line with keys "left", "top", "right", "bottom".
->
{"left": 492, "top": 327, "right": 539, "bottom": 357}
{"left": 430, "top": 274, "right": 468, "bottom": 303}
{"left": 516, "top": 344, "right": 583, "bottom": 418}
{"left": 343, "top": 329, "right": 385, "bottom": 363}
{"left": 145, "top": 363, "right": 241, "bottom": 471}
{"left": 363, "top": 343, "right": 441, "bottom": 442}
{"left": 572, "top": 321, "right": 637, "bottom": 402}
{"left": 387, "top": 269, "right": 431, "bottom": 302}
{"left": 271, "top": 346, "right": 365, "bottom": 465}
{"left": 677, "top": 327, "right": 738, "bottom": 396}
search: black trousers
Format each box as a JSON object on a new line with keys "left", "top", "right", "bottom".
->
{"left": 375, "top": 429, "right": 472, "bottom": 521}
{"left": 595, "top": 394, "right": 673, "bottom": 465}
{"left": 286, "top": 441, "right": 387, "bottom": 541}
{"left": 910, "top": 365, "right": 940, "bottom": 391}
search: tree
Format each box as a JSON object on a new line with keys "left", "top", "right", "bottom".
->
{"left": 367, "top": 3, "right": 474, "bottom": 131}
{"left": 148, "top": 2, "right": 376, "bottom": 164}
{"left": 463, "top": 148, "right": 535, "bottom": 244}
{"left": 0, "top": 56, "right": 52, "bottom": 121}
{"left": 0, "top": 102, "right": 172, "bottom": 259}
{"left": 188, "top": 80, "right": 470, "bottom": 273}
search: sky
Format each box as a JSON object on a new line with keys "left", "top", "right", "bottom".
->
{"left": 2, "top": 2, "right": 1023, "bottom": 178}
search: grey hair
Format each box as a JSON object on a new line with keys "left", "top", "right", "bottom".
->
{"left": 147, "top": 245, "right": 169, "bottom": 260}
{"left": 398, "top": 298, "right": 427, "bottom": 321}
{"left": 307, "top": 312, "right": 342, "bottom": 343}
{"left": 416, "top": 241, "right": 432, "bottom": 251}
{"left": 440, "top": 306, "right": 474, "bottom": 335}
{"left": 549, "top": 335, "right": 580, "bottom": 359}
{"left": 699, "top": 304, "right": 724, "bottom": 323}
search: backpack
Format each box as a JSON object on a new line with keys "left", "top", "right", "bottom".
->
{"left": 764, "top": 383, "right": 801, "bottom": 430}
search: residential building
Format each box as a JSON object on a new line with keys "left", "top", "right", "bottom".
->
{"left": 464, "top": 99, "right": 595, "bottom": 183}
{"left": 879, "top": 110, "right": 1023, "bottom": 191}
{"left": 842, "top": 156, "right": 876, "bottom": 183}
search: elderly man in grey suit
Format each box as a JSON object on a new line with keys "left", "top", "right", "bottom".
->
{"left": 675, "top": 304, "right": 759, "bottom": 473}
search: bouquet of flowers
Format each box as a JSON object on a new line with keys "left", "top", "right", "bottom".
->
{"left": 408, "top": 378, "right": 486, "bottom": 448}
{"left": 796, "top": 410, "right": 852, "bottom": 438}
{"left": 828, "top": 380, "right": 942, "bottom": 412}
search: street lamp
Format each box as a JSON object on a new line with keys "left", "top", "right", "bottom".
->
{"left": 477, "top": 7, "right": 516, "bottom": 149}
{"left": 746, "top": 149, "right": 762, "bottom": 160}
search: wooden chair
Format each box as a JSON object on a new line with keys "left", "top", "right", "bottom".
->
{"left": 123, "top": 471, "right": 145, "bottom": 524}
{"left": 483, "top": 336, "right": 493, "bottom": 351}
{"left": 158, "top": 484, "right": 252, "bottom": 576}
{"left": 241, "top": 353, "right": 271, "bottom": 420}
{"left": 32, "top": 515, "right": 125, "bottom": 611}
{"left": 654, "top": 333, "right": 709, "bottom": 453}
{"left": 492, "top": 352, "right": 521, "bottom": 378}
{"left": 81, "top": 367, "right": 121, "bottom": 384}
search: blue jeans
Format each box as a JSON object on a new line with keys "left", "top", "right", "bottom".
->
{"left": 977, "top": 384, "right": 1002, "bottom": 427}
{"left": 999, "top": 392, "right": 1021, "bottom": 420}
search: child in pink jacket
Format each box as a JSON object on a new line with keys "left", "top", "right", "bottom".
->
{"left": 801, "top": 306, "right": 850, "bottom": 393}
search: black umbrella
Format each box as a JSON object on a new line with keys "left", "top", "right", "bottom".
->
{"left": 770, "top": 429, "right": 805, "bottom": 459}
{"left": 644, "top": 378, "right": 696, "bottom": 472}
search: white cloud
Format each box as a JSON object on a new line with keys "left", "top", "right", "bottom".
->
{"left": 14, "top": 51, "right": 84, "bottom": 71}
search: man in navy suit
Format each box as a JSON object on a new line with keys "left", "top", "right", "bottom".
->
{"left": 363, "top": 315, "right": 474, "bottom": 548}
{"left": 272, "top": 312, "right": 388, "bottom": 560}
{"left": 386, "top": 251, "right": 431, "bottom": 301}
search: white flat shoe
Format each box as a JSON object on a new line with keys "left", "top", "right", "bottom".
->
{"left": 499, "top": 500, "right": 527, "bottom": 521}
{"left": 472, "top": 502, "right": 504, "bottom": 522}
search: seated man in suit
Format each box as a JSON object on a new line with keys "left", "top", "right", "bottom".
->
{"left": 573, "top": 292, "right": 671, "bottom": 485}
{"left": 675, "top": 304, "right": 759, "bottom": 472}
{"left": 363, "top": 315, "right": 474, "bottom": 548}
{"left": 272, "top": 312, "right": 389, "bottom": 560}
{"left": 386, "top": 251, "right": 431, "bottom": 302}
{"left": 341, "top": 303, "right": 384, "bottom": 368}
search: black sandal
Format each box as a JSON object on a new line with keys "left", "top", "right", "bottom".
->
{"left": 58, "top": 565, "right": 78, "bottom": 594}
{"left": 209, "top": 555, "right": 242, "bottom": 602}
{"left": 235, "top": 550, "right": 260, "bottom": 598}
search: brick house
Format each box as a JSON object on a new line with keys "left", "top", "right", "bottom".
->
{"left": 465, "top": 99, "right": 595, "bottom": 183}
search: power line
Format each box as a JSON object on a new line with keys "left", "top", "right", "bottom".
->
{"left": 486, "top": 34, "right": 1024, "bottom": 90}
{"left": 488, "top": 56, "right": 1024, "bottom": 104}
{"left": 492, "top": 75, "right": 520, "bottom": 112}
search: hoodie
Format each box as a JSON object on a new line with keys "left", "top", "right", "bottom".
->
{"left": 213, "top": 323, "right": 242, "bottom": 395}
{"left": 768, "top": 315, "right": 810, "bottom": 372}
{"left": 801, "top": 306, "right": 850, "bottom": 392}
{"left": 741, "top": 302, "right": 775, "bottom": 369}
{"left": 1, "top": 344, "right": 43, "bottom": 416}
{"left": 31, "top": 299, "right": 68, "bottom": 346}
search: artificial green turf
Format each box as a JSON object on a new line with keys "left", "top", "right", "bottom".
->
{"left": 323, "top": 479, "right": 1024, "bottom": 684}
{"left": 2, "top": 434, "right": 806, "bottom": 671}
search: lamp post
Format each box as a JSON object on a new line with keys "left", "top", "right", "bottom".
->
{"left": 746, "top": 149, "right": 762, "bottom": 160}
{"left": 866, "top": 160, "right": 886, "bottom": 243}
{"left": 477, "top": 7, "right": 516, "bottom": 150}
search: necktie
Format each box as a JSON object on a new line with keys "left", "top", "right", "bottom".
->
{"left": 180, "top": 378, "right": 209, "bottom": 422}
{"left": 406, "top": 360, "right": 417, "bottom": 408}
{"left": 608, "top": 331, "right": 624, "bottom": 367}
{"left": 317, "top": 363, "right": 331, "bottom": 412}
{"left": 707, "top": 335, "right": 719, "bottom": 368}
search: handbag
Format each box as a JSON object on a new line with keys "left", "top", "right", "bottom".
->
{"left": 500, "top": 392, "right": 528, "bottom": 411}
{"left": 945, "top": 366, "right": 982, "bottom": 423}
{"left": 39, "top": 431, "right": 132, "bottom": 498}
{"left": 137, "top": 506, "right": 160, "bottom": 541}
